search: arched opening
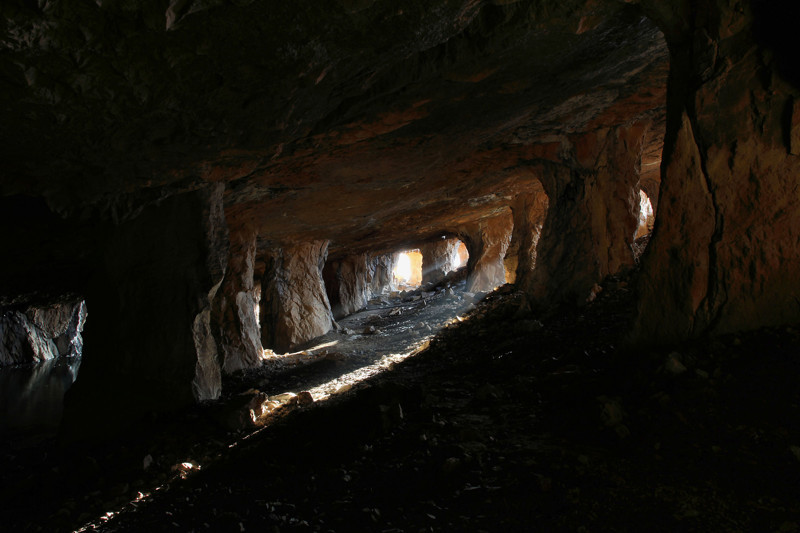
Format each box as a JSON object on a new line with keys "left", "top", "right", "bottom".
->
{"left": 393, "top": 249, "right": 423, "bottom": 290}
{"left": 635, "top": 189, "right": 655, "bottom": 239}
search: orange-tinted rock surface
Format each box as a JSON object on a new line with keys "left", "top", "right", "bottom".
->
{"left": 4, "top": 0, "right": 800, "bottom": 430}
{"left": 529, "top": 124, "right": 648, "bottom": 305}
{"left": 460, "top": 212, "right": 513, "bottom": 293}
{"left": 633, "top": 0, "right": 800, "bottom": 341}
{"left": 509, "top": 181, "right": 549, "bottom": 294}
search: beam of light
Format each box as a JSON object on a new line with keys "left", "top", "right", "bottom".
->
{"left": 636, "top": 190, "right": 655, "bottom": 238}
{"left": 72, "top": 292, "right": 477, "bottom": 533}
{"left": 261, "top": 340, "right": 339, "bottom": 360}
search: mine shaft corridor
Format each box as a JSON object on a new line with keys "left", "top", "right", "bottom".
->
{"left": 4, "top": 265, "right": 800, "bottom": 532}
{"left": 3, "top": 2, "right": 800, "bottom": 531}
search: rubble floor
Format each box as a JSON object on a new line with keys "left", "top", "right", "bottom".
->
{"left": 2, "top": 268, "right": 800, "bottom": 532}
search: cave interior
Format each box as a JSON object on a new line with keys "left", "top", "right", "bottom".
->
{"left": 2, "top": 0, "right": 800, "bottom": 530}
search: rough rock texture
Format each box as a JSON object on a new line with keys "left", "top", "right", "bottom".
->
{"left": 0, "top": 310, "right": 57, "bottom": 366}
{"left": 42, "top": 301, "right": 86, "bottom": 359}
{"left": 509, "top": 181, "right": 549, "bottom": 293}
{"left": 214, "top": 227, "right": 262, "bottom": 373}
{"left": 25, "top": 303, "right": 74, "bottom": 340}
{"left": 420, "top": 238, "right": 461, "bottom": 286}
{"left": 0, "top": 301, "right": 86, "bottom": 366}
{"left": 62, "top": 185, "right": 228, "bottom": 437}
{"left": 367, "top": 254, "right": 397, "bottom": 296}
{"left": 529, "top": 124, "right": 648, "bottom": 305}
{"left": 460, "top": 211, "right": 513, "bottom": 293}
{"left": 0, "top": 0, "right": 667, "bottom": 263}
{"left": 632, "top": 0, "right": 800, "bottom": 341}
{"left": 324, "top": 252, "right": 399, "bottom": 320}
{"left": 324, "top": 254, "right": 371, "bottom": 320}
{"left": 260, "top": 241, "right": 334, "bottom": 353}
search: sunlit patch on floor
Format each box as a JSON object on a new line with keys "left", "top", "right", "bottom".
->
{"left": 306, "top": 341, "right": 431, "bottom": 402}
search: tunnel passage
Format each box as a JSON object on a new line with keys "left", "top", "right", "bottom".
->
{"left": 323, "top": 252, "right": 399, "bottom": 320}
{"left": 393, "top": 250, "right": 422, "bottom": 291}
{"left": 4, "top": 0, "right": 799, "bottom": 450}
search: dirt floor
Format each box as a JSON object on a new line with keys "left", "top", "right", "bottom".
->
{"left": 3, "top": 266, "right": 800, "bottom": 532}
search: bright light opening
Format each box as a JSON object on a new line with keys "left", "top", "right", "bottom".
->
{"left": 393, "top": 250, "right": 422, "bottom": 289}
{"left": 636, "top": 190, "right": 654, "bottom": 239}
{"left": 395, "top": 253, "right": 412, "bottom": 282}
{"left": 454, "top": 240, "right": 468, "bottom": 269}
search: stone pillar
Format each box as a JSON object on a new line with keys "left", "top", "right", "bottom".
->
{"left": 460, "top": 211, "right": 513, "bottom": 293}
{"left": 214, "top": 227, "right": 262, "bottom": 373}
{"left": 633, "top": 1, "right": 800, "bottom": 341}
{"left": 260, "top": 241, "right": 334, "bottom": 352}
{"left": 367, "top": 253, "right": 396, "bottom": 295}
{"left": 324, "top": 253, "right": 370, "bottom": 320}
{"left": 509, "top": 180, "right": 549, "bottom": 294}
{"left": 63, "top": 185, "right": 228, "bottom": 437}
{"left": 420, "top": 238, "right": 460, "bottom": 286}
{"left": 528, "top": 124, "right": 646, "bottom": 306}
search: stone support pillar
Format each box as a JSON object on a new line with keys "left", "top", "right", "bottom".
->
{"left": 420, "top": 238, "right": 460, "bottom": 286}
{"left": 633, "top": 0, "right": 800, "bottom": 341}
{"left": 214, "top": 227, "right": 262, "bottom": 373}
{"left": 460, "top": 211, "right": 513, "bottom": 293}
{"left": 324, "top": 253, "right": 370, "bottom": 320}
{"left": 367, "top": 253, "right": 396, "bottom": 295}
{"left": 260, "top": 241, "right": 334, "bottom": 352}
{"left": 529, "top": 124, "right": 646, "bottom": 305}
{"left": 509, "top": 180, "right": 549, "bottom": 294}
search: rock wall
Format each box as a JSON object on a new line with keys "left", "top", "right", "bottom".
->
{"left": 528, "top": 124, "right": 647, "bottom": 306}
{"left": 460, "top": 212, "right": 513, "bottom": 293}
{"left": 509, "top": 181, "right": 549, "bottom": 294}
{"left": 367, "top": 254, "right": 396, "bottom": 296}
{"left": 62, "top": 185, "right": 227, "bottom": 437}
{"left": 260, "top": 241, "right": 334, "bottom": 353}
{"left": 420, "top": 239, "right": 461, "bottom": 286}
{"left": 324, "top": 254, "right": 370, "bottom": 320}
{"left": 633, "top": 0, "right": 800, "bottom": 341}
{"left": 0, "top": 302, "right": 86, "bottom": 366}
{"left": 214, "top": 227, "right": 262, "bottom": 373}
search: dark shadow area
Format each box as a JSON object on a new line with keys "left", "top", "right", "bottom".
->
{"left": 2, "top": 265, "right": 799, "bottom": 531}
{"left": 0, "top": 356, "right": 81, "bottom": 446}
{"left": 752, "top": 1, "right": 800, "bottom": 89}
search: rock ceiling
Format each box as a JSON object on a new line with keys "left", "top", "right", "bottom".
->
{"left": 1, "top": 0, "right": 667, "bottom": 258}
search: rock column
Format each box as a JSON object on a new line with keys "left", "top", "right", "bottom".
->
{"left": 63, "top": 185, "right": 227, "bottom": 437}
{"left": 460, "top": 212, "right": 513, "bottom": 293}
{"left": 214, "top": 227, "right": 262, "bottom": 373}
{"left": 420, "top": 238, "right": 460, "bottom": 286}
{"left": 528, "top": 124, "right": 646, "bottom": 305}
{"left": 324, "top": 254, "right": 370, "bottom": 320}
{"left": 633, "top": 0, "right": 800, "bottom": 340}
{"left": 367, "top": 254, "right": 396, "bottom": 295}
{"left": 509, "top": 180, "right": 549, "bottom": 294}
{"left": 260, "top": 241, "right": 334, "bottom": 352}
